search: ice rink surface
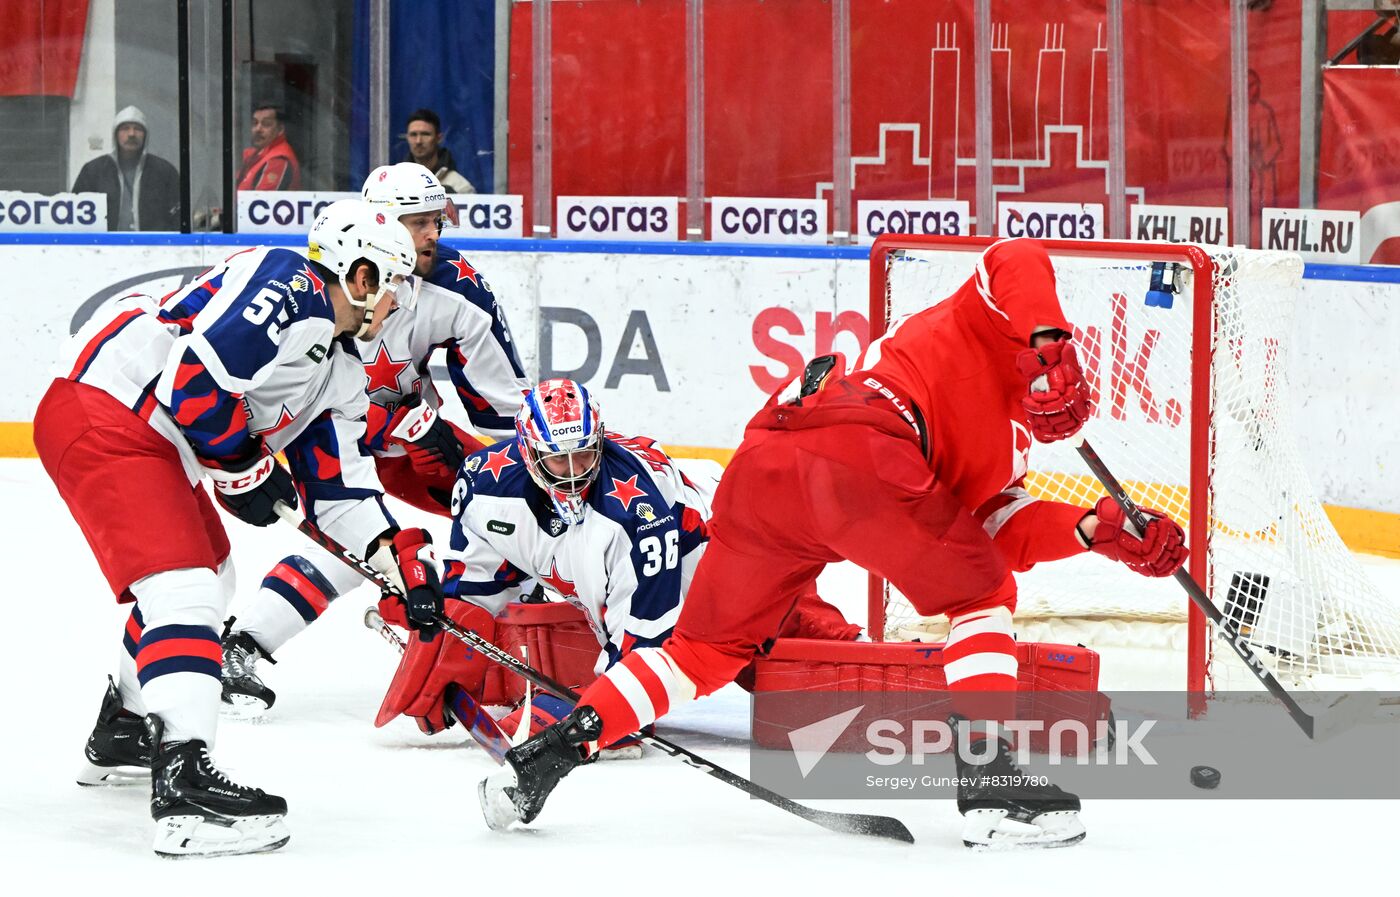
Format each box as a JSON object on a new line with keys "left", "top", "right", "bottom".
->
{"left": 2, "top": 457, "right": 1396, "bottom": 891}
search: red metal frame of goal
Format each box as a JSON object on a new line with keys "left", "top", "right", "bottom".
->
{"left": 865, "top": 234, "right": 1214, "bottom": 695}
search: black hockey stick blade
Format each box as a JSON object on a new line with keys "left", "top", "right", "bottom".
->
{"left": 274, "top": 503, "right": 915, "bottom": 843}
{"left": 1074, "top": 439, "right": 1317, "bottom": 739}
{"left": 639, "top": 733, "right": 916, "bottom": 843}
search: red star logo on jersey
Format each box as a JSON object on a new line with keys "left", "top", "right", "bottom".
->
{"left": 364, "top": 344, "right": 412, "bottom": 395}
{"left": 447, "top": 256, "right": 482, "bottom": 287}
{"left": 606, "top": 475, "right": 647, "bottom": 512}
{"left": 537, "top": 559, "right": 578, "bottom": 600}
{"left": 298, "top": 264, "right": 325, "bottom": 298}
{"left": 253, "top": 405, "right": 297, "bottom": 436}
{"left": 480, "top": 446, "right": 516, "bottom": 480}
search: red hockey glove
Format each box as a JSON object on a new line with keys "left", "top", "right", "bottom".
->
{"left": 202, "top": 444, "right": 298, "bottom": 527}
{"left": 1085, "top": 496, "right": 1188, "bottom": 578}
{"left": 388, "top": 528, "right": 444, "bottom": 638}
{"left": 387, "top": 397, "right": 466, "bottom": 480}
{"left": 375, "top": 598, "right": 495, "bottom": 734}
{"left": 1016, "top": 338, "right": 1091, "bottom": 444}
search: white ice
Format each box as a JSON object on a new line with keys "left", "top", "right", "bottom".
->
{"left": 2, "top": 457, "right": 1396, "bottom": 891}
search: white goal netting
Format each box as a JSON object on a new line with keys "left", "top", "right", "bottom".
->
{"left": 873, "top": 238, "right": 1400, "bottom": 692}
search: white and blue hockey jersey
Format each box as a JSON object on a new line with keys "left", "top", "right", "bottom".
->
{"left": 54, "top": 245, "right": 395, "bottom": 552}
{"left": 361, "top": 246, "right": 528, "bottom": 454}
{"left": 444, "top": 434, "right": 718, "bottom": 672}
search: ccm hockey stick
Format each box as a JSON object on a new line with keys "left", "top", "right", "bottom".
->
{"left": 363, "top": 606, "right": 513, "bottom": 764}
{"left": 1075, "top": 438, "right": 1377, "bottom": 740}
{"left": 273, "top": 503, "right": 915, "bottom": 844}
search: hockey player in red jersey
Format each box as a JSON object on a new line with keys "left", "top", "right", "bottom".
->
{"left": 482, "top": 238, "right": 1188, "bottom": 849}
{"left": 34, "top": 200, "right": 445, "bottom": 858}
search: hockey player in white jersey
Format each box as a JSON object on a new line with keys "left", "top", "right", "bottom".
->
{"left": 220, "top": 164, "right": 530, "bottom": 718}
{"left": 33, "top": 200, "right": 448, "bottom": 857}
{"left": 373, "top": 379, "right": 860, "bottom": 746}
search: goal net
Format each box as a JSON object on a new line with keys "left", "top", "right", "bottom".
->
{"left": 869, "top": 235, "right": 1400, "bottom": 694}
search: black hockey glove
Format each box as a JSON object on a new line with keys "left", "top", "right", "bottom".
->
{"left": 204, "top": 448, "right": 298, "bottom": 527}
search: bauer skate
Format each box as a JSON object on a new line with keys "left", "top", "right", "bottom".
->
{"left": 479, "top": 705, "right": 601, "bottom": 830}
{"left": 952, "top": 718, "right": 1084, "bottom": 850}
{"left": 77, "top": 675, "right": 152, "bottom": 786}
{"left": 220, "top": 621, "right": 276, "bottom": 721}
{"left": 147, "top": 715, "right": 290, "bottom": 858}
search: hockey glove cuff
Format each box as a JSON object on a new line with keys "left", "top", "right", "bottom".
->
{"left": 203, "top": 447, "right": 298, "bottom": 527}
{"left": 387, "top": 397, "right": 467, "bottom": 480}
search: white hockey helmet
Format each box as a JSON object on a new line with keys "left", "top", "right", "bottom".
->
{"left": 362, "top": 162, "right": 459, "bottom": 227}
{"left": 307, "top": 199, "right": 416, "bottom": 337}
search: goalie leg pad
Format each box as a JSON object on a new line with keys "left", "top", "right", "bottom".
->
{"left": 376, "top": 598, "right": 495, "bottom": 732}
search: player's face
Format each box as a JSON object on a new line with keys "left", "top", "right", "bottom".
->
{"left": 406, "top": 121, "right": 440, "bottom": 165}
{"left": 116, "top": 123, "right": 145, "bottom": 154}
{"left": 250, "top": 110, "right": 282, "bottom": 149}
{"left": 540, "top": 449, "right": 599, "bottom": 488}
{"left": 398, "top": 210, "right": 442, "bottom": 276}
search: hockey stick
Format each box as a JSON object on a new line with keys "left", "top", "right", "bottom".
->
{"left": 363, "top": 606, "right": 513, "bottom": 764}
{"left": 273, "top": 503, "right": 915, "bottom": 844}
{"left": 1075, "top": 439, "right": 1329, "bottom": 737}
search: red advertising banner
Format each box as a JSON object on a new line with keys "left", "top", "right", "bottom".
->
{"left": 0, "top": 0, "right": 90, "bottom": 98}
{"left": 1319, "top": 66, "right": 1400, "bottom": 265}
{"left": 507, "top": 1, "right": 1391, "bottom": 254}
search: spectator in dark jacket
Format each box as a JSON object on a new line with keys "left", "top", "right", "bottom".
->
{"left": 71, "top": 105, "right": 180, "bottom": 231}
{"left": 400, "top": 108, "right": 475, "bottom": 194}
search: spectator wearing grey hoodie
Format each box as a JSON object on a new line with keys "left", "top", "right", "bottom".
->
{"left": 72, "top": 105, "right": 181, "bottom": 231}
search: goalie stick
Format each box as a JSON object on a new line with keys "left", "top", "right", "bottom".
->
{"left": 273, "top": 502, "right": 915, "bottom": 845}
{"left": 363, "top": 606, "right": 513, "bottom": 764}
{"left": 1076, "top": 438, "right": 1375, "bottom": 740}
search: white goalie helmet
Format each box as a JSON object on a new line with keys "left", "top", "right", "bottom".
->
{"left": 307, "top": 199, "right": 416, "bottom": 337}
{"left": 361, "top": 162, "right": 460, "bottom": 227}
{"left": 515, "top": 378, "right": 604, "bottom": 526}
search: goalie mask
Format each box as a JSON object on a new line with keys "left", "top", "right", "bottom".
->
{"left": 516, "top": 379, "right": 603, "bottom": 526}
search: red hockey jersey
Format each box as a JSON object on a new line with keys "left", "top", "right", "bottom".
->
{"left": 860, "top": 238, "right": 1090, "bottom": 571}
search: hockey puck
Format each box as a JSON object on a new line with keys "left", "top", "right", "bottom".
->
{"left": 1190, "top": 765, "right": 1221, "bottom": 790}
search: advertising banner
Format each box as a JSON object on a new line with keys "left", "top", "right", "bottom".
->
{"left": 555, "top": 196, "right": 679, "bottom": 242}
{"left": 0, "top": 192, "right": 106, "bottom": 232}
{"left": 710, "top": 197, "right": 828, "bottom": 245}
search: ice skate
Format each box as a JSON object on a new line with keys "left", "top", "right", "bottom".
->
{"left": 77, "top": 676, "right": 152, "bottom": 786}
{"left": 147, "top": 715, "right": 290, "bottom": 858}
{"left": 220, "top": 622, "right": 276, "bottom": 721}
{"left": 478, "top": 705, "right": 601, "bottom": 830}
{"left": 953, "top": 719, "right": 1084, "bottom": 850}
